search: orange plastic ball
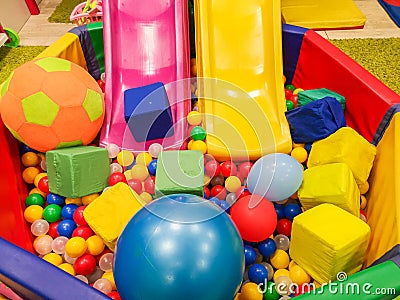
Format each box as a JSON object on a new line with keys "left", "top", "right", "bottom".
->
{"left": 86, "top": 235, "right": 105, "bottom": 256}
{"left": 239, "top": 282, "right": 262, "bottom": 300}
{"left": 65, "top": 197, "right": 82, "bottom": 206}
{"left": 23, "top": 167, "right": 40, "bottom": 184}
{"left": 21, "top": 152, "right": 40, "bottom": 167}
{"left": 29, "top": 187, "right": 46, "bottom": 197}
{"left": 24, "top": 205, "right": 44, "bottom": 223}
{"left": 82, "top": 194, "right": 99, "bottom": 206}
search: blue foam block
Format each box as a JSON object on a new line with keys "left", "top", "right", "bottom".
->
{"left": 124, "top": 82, "right": 174, "bottom": 142}
{"left": 0, "top": 237, "right": 109, "bottom": 300}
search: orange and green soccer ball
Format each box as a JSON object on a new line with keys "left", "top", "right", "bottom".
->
{"left": 0, "top": 57, "right": 104, "bottom": 152}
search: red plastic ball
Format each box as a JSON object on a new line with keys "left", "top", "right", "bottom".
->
{"left": 205, "top": 160, "right": 221, "bottom": 177}
{"left": 38, "top": 176, "right": 49, "bottom": 193}
{"left": 284, "top": 88, "right": 293, "bottom": 100}
{"left": 109, "top": 172, "right": 127, "bottom": 186}
{"left": 73, "top": 206, "right": 87, "bottom": 226}
{"left": 276, "top": 218, "right": 292, "bottom": 236}
{"left": 220, "top": 161, "right": 237, "bottom": 177}
{"left": 238, "top": 162, "right": 253, "bottom": 178}
{"left": 74, "top": 253, "right": 97, "bottom": 275}
{"left": 97, "top": 79, "right": 105, "bottom": 93}
{"left": 204, "top": 186, "right": 210, "bottom": 199}
{"left": 48, "top": 221, "right": 60, "bottom": 238}
{"left": 144, "top": 176, "right": 155, "bottom": 194}
{"left": 210, "top": 185, "right": 227, "bottom": 200}
{"left": 290, "top": 94, "right": 298, "bottom": 107}
{"left": 72, "top": 225, "right": 94, "bottom": 240}
{"left": 107, "top": 291, "right": 122, "bottom": 300}
{"left": 128, "top": 178, "right": 143, "bottom": 194}
{"left": 230, "top": 194, "right": 277, "bottom": 242}
{"left": 235, "top": 186, "right": 251, "bottom": 199}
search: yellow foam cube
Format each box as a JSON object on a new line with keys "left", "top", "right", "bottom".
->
{"left": 298, "top": 163, "right": 360, "bottom": 217}
{"left": 289, "top": 203, "right": 370, "bottom": 284}
{"left": 84, "top": 182, "right": 145, "bottom": 251}
{"left": 308, "top": 127, "right": 376, "bottom": 185}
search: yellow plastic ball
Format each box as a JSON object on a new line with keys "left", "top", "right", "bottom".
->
{"left": 102, "top": 271, "right": 116, "bottom": 290}
{"left": 187, "top": 111, "right": 202, "bottom": 126}
{"left": 289, "top": 265, "right": 311, "bottom": 285}
{"left": 117, "top": 150, "right": 135, "bottom": 167}
{"left": 43, "top": 253, "right": 63, "bottom": 266}
{"left": 21, "top": 152, "right": 40, "bottom": 167}
{"left": 29, "top": 187, "right": 46, "bottom": 197}
{"left": 34, "top": 172, "right": 47, "bottom": 187}
{"left": 82, "top": 193, "right": 99, "bottom": 206}
{"left": 293, "top": 88, "right": 304, "bottom": 95}
{"left": 58, "top": 263, "right": 76, "bottom": 276}
{"left": 239, "top": 282, "right": 262, "bottom": 300}
{"left": 359, "top": 181, "right": 369, "bottom": 195}
{"left": 292, "top": 142, "right": 305, "bottom": 148}
{"left": 187, "top": 139, "right": 194, "bottom": 150}
{"left": 204, "top": 175, "right": 211, "bottom": 185}
{"left": 273, "top": 268, "right": 290, "bottom": 282}
{"left": 65, "top": 197, "right": 83, "bottom": 206}
{"left": 22, "top": 167, "right": 40, "bottom": 184}
{"left": 288, "top": 260, "right": 298, "bottom": 270}
{"left": 140, "top": 192, "right": 153, "bottom": 203}
{"left": 190, "top": 140, "right": 207, "bottom": 154}
{"left": 360, "top": 195, "right": 367, "bottom": 210}
{"left": 24, "top": 205, "right": 43, "bottom": 223}
{"left": 124, "top": 170, "right": 133, "bottom": 181}
{"left": 270, "top": 249, "right": 290, "bottom": 269}
{"left": 135, "top": 152, "right": 153, "bottom": 166}
{"left": 225, "top": 176, "right": 242, "bottom": 193}
{"left": 65, "top": 237, "right": 87, "bottom": 258}
{"left": 131, "top": 164, "right": 149, "bottom": 181}
{"left": 291, "top": 147, "right": 308, "bottom": 164}
{"left": 86, "top": 235, "right": 105, "bottom": 256}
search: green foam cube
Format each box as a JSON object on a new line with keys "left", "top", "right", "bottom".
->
{"left": 46, "top": 146, "right": 110, "bottom": 198}
{"left": 155, "top": 150, "right": 204, "bottom": 197}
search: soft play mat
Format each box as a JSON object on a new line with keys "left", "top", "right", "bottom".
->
{"left": 281, "top": 0, "right": 366, "bottom": 30}
{"left": 378, "top": 0, "right": 400, "bottom": 27}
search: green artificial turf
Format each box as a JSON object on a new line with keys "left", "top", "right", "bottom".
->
{"left": 330, "top": 38, "right": 400, "bottom": 95}
{"left": 0, "top": 46, "right": 47, "bottom": 84}
{"left": 48, "top": 0, "right": 82, "bottom": 23}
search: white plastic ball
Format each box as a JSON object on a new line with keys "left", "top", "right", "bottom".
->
{"left": 51, "top": 236, "right": 69, "bottom": 254}
{"left": 148, "top": 143, "right": 163, "bottom": 158}
{"left": 31, "top": 219, "right": 49, "bottom": 236}
{"left": 99, "top": 253, "right": 114, "bottom": 272}
{"left": 110, "top": 162, "right": 123, "bottom": 174}
{"left": 34, "top": 235, "right": 53, "bottom": 255}
{"left": 274, "top": 234, "right": 290, "bottom": 251}
{"left": 106, "top": 144, "right": 120, "bottom": 159}
{"left": 93, "top": 278, "right": 113, "bottom": 294}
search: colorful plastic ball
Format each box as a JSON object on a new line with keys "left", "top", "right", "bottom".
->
{"left": 48, "top": 221, "right": 60, "bottom": 238}
{"left": 274, "top": 234, "right": 290, "bottom": 251}
{"left": 247, "top": 153, "right": 303, "bottom": 202}
{"left": 148, "top": 143, "right": 163, "bottom": 158}
{"left": 220, "top": 161, "right": 237, "bottom": 177}
{"left": 24, "top": 205, "right": 44, "bottom": 223}
{"left": 31, "top": 219, "right": 49, "bottom": 236}
{"left": 211, "top": 185, "right": 227, "bottom": 200}
{"left": 64, "top": 252, "right": 77, "bottom": 265}
{"left": 26, "top": 193, "right": 45, "bottom": 207}
{"left": 289, "top": 265, "right": 310, "bottom": 286}
{"left": 61, "top": 203, "right": 79, "bottom": 220}
{"left": 38, "top": 176, "right": 49, "bottom": 193}
{"left": 110, "top": 162, "right": 123, "bottom": 174}
{"left": 108, "top": 172, "right": 127, "bottom": 186}
{"left": 147, "top": 159, "right": 157, "bottom": 176}
{"left": 99, "top": 253, "right": 114, "bottom": 272}
{"left": 290, "top": 94, "right": 299, "bottom": 107}
{"left": 21, "top": 152, "right": 40, "bottom": 167}
{"left": 130, "top": 164, "right": 149, "bottom": 181}
{"left": 43, "top": 252, "right": 63, "bottom": 266}
{"left": 190, "top": 126, "right": 206, "bottom": 141}
{"left": 263, "top": 281, "right": 280, "bottom": 300}
{"left": 102, "top": 271, "right": 116, "bottom": 290}
{"left": 46, "top": 193, "right": 65, "bottom": 206}
{"left": 43, "top": 204, "right": 62, "bottom": 222}
{"left": 34, "top": 235, "right": 53, "bottom": 255}
{"left": 189, "top": 140, "right": 207, "bottom": 154}
{"left": 231, "top": 195, "right": 277, "bottom": 242}
{"left": 285, "top": 84, "right": 296, "bottom": 92}
{"left": 22, "top": 167, "right": 40, "bottom": 184}
{"left": 276, "top": 218, "right": 292, "bottom": 236}
{"left": 284, "top": 203, "right": 302, "bottom": 221}
{"left": 226, "top": 192, "right": 237, "bottom": 205}
{"left": 235, "top": 186, "right": 251, "bottom": 200}
{"left": 261, "top": 262, "right": 274, "bottom": 281}
{"left": 86, "top": 235, "right": 105, "bottom": 256}
{"left": 258, "top": 238, "right": 277, "bottom": 258}
{"left": 204, "top": 186, "right": 211, "bottom": 199}
{"left": 87, "top": 266, "right": 105, "bottom": 284}
{"left": 286, "top": 100, "right": 295, "bottom": 110}
{"left": 106, "top": 144, "right": 120, "bottom": 158}
{"left": 93, "top": 278, "right": 113, "bottom": 294}
{"left": 127, "top": 178, "right": 143, "bottom": 194}
{"left": 273, "top": 268, "right": 290, "bottom": 282}
{"left": 117, "top": 150, "right": 134, "bottom": 167}
{"left": 359, "top": 181, "right": 369, "bottom": 195}
{"left": 136, "top": 152, "right": 152, "bottom": 166}
{"left": 225, "top": 176, "right": 242, "bottom": 193}
{"left": 205, "top": 159, "right": 221, "bottom": 177}
{"left": 291, "top": 147, "right": 308, "bottom": 164}
{"left": 114, "top": 194, "right": 245, "bottom": 300}
{"left": 274, "top": 276, "right": 293, "bottom": 296}
{"left": 248, "top": 264, "right": 269, "bottom": 285}
{"left": 238, "top": 162, "right": 253, "bottom": 178}
{"left": 218, "top": 199, "right": 231, "bottom": 212}
{"left": 75, "top": 275, "right": 89, "bottom": 284}
{"left": 29, "top": 187, "right": 46, "bottom": 198}
{"left": 73, "top": 206, "right": 87, "bottom": 226}
{"left": 284, "top": 88, "right": 293, "bottom": 100}
{"left": 144, "top": 177, "right": 155, "bottom": 194}
{"left": 210, "top": 174, "right": 225, "bottom": 186}
{"left": 72, "top": 225, "right": 94, "bottom": 240}
{"left": 82, "top": 193, "right": 98, "bottom": 206}
{"left": 140, "top": 192, "right": 153, "bottom": 203}
{"left": 270, "top": 249, "right": 290, "bottom": 269}
{"left": 65, "top": 236, "right": 87, "bottom": 258}
{"left": 57, "top": 219, "right": 77, "bottom": 238}
{"left": 51, "top": 236, "right": 68, "bottom": 254}
{"left": 274, "top": 204, "right": 285, "bottom": 219}
{"left": 360, "top": 195, "right": 367, "bottom": 210}
{"left": 244, "top": 245, "right": 257, "bottom": 266}
{"left": 240, "top": 282, "right": 263, "bottom": 300}
{"left": 74, "top": 253, "right": 97, "bottom": 275}
{"left": 187, "top": 111, "right": 202, "bottom": 126}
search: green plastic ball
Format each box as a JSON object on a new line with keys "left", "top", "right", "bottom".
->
{"left": 285, "top": 84, "right": 296, "bottom": 92}
{"left": 43, "top": 204, "right": 62, "bottom": 222}
{"left": 263, "top": 281, "right": 280, "bottom": 300}
{"left": 25, "top": 193, "right": 45, "bottom": 207}
{"left": 190, "top": 126, "right": 207, "bottom": 141}
{"left": 286, "top": 100, "right": 295, "bottom": 110}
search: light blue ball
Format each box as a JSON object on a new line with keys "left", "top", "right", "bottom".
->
{"left": 247, "top": 153, "right": 303, "bottom": 202}
{"left": 114, "top": 194, "right": 245, "bottom": 300}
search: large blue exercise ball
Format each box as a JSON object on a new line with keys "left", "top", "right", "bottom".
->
{"left": 114, "top": 194, "right": 245, "bottom": 300}
{"left": 247, "top": 153, "right": 303, "bottom": 202}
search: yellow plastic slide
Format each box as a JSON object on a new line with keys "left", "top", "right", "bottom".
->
{"left": 195, "top": 0, "right": 292, "bottom": 161}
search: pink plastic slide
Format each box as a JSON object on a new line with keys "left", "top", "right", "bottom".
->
{"left": 100, "top": 0, "right": 191, "bottom": 152}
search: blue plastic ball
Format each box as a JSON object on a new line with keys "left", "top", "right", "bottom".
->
{"left": 148, "top": 159, "right": 157, "bottom": 176}
{"left": 248, "top": 263, "right": 269, "bottom": 284}
{"left": 258, "top": 238, "right": 277, "bottom": 258}
{"left": 208, "top": 197, "right": 220, "bottom": 207}
{"left": 57, "top": 219, "right": 77, "bottom": 238}
{"left": 218, "top": 200, "right": 230, "bottom": 213}
{"left": 284, "top": 203, "right": 302, "bottom": 221}
{"left": 114, "top": 194, "right": 245, "bottom": 300}
{"left": 247, "top": 153, "right": 303, "bottom": 202}
{"left": 46, "top": 193, "right": 65, "bottom": 206}
{"left": 61, "top": 204, "right": 79, "bottom": 220}
{"left": 20, "top": 144, "right": 37, "bottom": 154}
{"left": 244, "top": 245, "right": 256, "bottom": 266}
{"left": 274, "top": 204, "right": 285, "bottom": 219}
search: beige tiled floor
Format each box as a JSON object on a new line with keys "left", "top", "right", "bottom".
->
{"left": 18, "top": 0, "right": 400, "bottom": 46}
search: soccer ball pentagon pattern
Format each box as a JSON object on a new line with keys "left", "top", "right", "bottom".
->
{"left": 0, "top": 57, "right": 105, "bottom": 152}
